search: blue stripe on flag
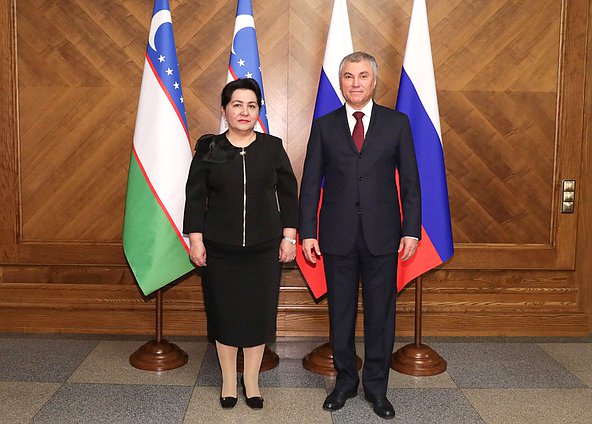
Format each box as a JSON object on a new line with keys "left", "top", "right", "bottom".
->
{"left": 228, "top": 0, "right": 268, "bottom": 133}
{"left": 147, "top": 2, "right": 188, "bottom": 132}
{"left": 397, "top": 69, "right": 453, "bottom": 262}
{"left": 237, "top": 0, "right": 253, "bottom": 15}
{"left": 313, "top": 69, "right": 343, "bottom": 120}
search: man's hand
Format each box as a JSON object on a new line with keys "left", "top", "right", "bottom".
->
{"left": 398, "top": 237, "right": 418, "bottom": 261}
{"left": 302, "top": 238, "right": 322, "bottom": 264}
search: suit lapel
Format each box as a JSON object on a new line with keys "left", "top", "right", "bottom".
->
{"left": 361, "top": 103, "right": 384, "bottom": 152}
{"left": 334, "top": 106, "right": 359, "bottom": 154}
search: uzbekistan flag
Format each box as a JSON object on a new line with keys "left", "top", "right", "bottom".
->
{"left": 220, "top": 0, "right": 269, "bottom": 134}
{"left": 395, "top": 0, "right": 454, "bottom": 291}
{"left": 123, "top": 0, "right": 194, "bottom": 296}
{"left": 296, "top": 0, "right": 353, "bottom": 300}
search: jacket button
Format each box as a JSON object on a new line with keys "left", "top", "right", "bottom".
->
{"left": 355, "top": 201, "right": 360, "bottom": 207}
{"left": 359, "top": 177, "right": 363, "bottom": 181}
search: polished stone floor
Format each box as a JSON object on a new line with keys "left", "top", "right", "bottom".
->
{"left": 1, "top": 334, "right": 591, "bottom": 423}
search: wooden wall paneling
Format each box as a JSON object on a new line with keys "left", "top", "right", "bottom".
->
{"left": 0, "top": 0, "right": 590, "bottom": 336}
{"left": 0, "top": 0, "right": 18, "bottom": 263}
{"left": 176, "top": 0, "right": 233, "bottom": 137}
{"left": 287, "top": 0, "right": 328, "bottom": 178}
{"left": 437, "top": 0, "right": 581, "bottom": 271}
{"left": 580, "top": 0, "right": 592, "bottom": 332}
{"left": 0, "top": 266, "right": 203, "bottom": 334}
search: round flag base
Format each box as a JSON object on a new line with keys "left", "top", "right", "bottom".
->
{"left": 390, "top": 343, "right": 447, "bottom": 376}
{"left": 129, "top": 339, "right": 188, "bottom": 372}
{"left": 237, "top": 345, "right": 279, "bottom": 372}
{"left": 302, "top": 342, "right": 362, "bottom": 376}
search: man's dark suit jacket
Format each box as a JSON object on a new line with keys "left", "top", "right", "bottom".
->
{"left": 299, "top": 103, "right": 421, "bottom": 256}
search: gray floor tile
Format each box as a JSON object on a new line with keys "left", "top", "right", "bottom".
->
{"left": 331, "top": 388, "right": 484, "bottom": 424}
{"left": 259, "top": 357, "right": 325, "bottom": 388}
{"left": 390, "top": 370, "right": 457, "bottom": 388}
{"left": 68, "top": 340, "right": 207, "bottom": 386}
{"left": 321, "top": 341, "right": 456, "bottom": 390}
{"left": 31, "top": 383, "right": 192, "bottom": 424}
{"left": 281, "top": 339, "right": 331, "bottom": 359}
{"left": 324, "top": 369, "right": 457, "bottom": 392}
{"left": 0, "top": 338, "right": 99, "bottom": 382}
{"left": 538, "top": 343, "right": 592, "bottom": 387}
{"left": 4, "top": 335, "right": 592, "bottom": 423}
{"left": 195, "top": 343, "right": 222, "bottom": 387}
{"left": 184, "top": 386, "right": 332, "bottom": 424}
{"left": 196, "top": 343, "right": 325, "bottom": 388}
{"left": 463, "top": 388, "right": 592, "bottom": 424}
{"left": 0, "top": 382, "right": 60, "bottom": 424}
{"left": 433, "top": 342, "right": 586, "bottom": 388}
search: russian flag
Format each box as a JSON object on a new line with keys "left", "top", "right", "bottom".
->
{"left": 220, "top": 0, "right": 269, "bottom": 134}
{"left": 395, "top": 0, "right": 454, "bottom": 291}
{"left": 296, "top": 0, "right": 353, "bottom": 300}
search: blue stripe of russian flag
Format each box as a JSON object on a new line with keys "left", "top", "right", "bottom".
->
{"left": 397, "top": 68, "right": 454, "bottom": 263}
{"left": 313, "top": 69, "right": 343, "bottom": 120}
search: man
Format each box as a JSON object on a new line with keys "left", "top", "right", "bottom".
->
{"left": 299, "top": 51, "right": 421, "bottom": 420}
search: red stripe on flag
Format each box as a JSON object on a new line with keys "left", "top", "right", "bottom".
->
{"left": 228, "top": 66, "right": 238, "bottom": 80}
{"left": 295, "top": 188, "right": 327, "bottom": 299}
{"left": 394, "top": 170, "right": 443, "bottom": 291}
{"left": 146, "top": 53, "right": 191, "bottom": 144}
{"left": 396, "top": 226, "right": 442, "bottom": 292}
{"left": 295, "top": 245, "right": 326, "bottom": 299}
{"left": 131, "top": 146, "right": 189, "bottom": 253}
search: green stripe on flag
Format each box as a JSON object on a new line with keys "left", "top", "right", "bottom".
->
{"left": 123, "top": 152, "right": 194, "bottom": 295}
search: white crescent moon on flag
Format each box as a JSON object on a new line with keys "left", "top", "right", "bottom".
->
{"left": 231, "top": 14, "right": 255, "bottom": 55}
{"left": 148, "top": 10, "right": 172, "bottom": 51}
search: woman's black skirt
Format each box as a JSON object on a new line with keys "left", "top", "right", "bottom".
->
{"left": 202, "top": 237, "right": 281, "bottom": 347}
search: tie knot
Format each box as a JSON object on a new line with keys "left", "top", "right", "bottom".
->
{"left": 353, "top": 111, "right": 364, "bottom": 121}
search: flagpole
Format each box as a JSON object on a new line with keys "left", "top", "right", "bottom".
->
{"left": 129, "top": 289, "right": 188, "bottom": 371}
{"left": 390, "top": 275, "right": 446, "bottom": 375}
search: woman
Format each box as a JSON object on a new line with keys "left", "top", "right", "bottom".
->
{"left": 183, "top": 78, "right": 298, "bottom": 410}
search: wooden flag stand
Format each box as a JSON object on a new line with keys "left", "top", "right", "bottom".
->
{"left": 130, "top": 289, "right": 188, "bottom": 371}
{"left": 391, "top": 275, "right": 446, "bottom": 375}
{"left": 303, "top": 341, "right": 362, "bottom": 376}
{"left": 238, "top": 346, "right": 279, "bottom": 372}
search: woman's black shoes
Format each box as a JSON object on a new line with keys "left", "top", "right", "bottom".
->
{"left": 241, "top": 376, "right": 264, "bottom": 409}
{"left": 219, "top": 396, "right": 237, "bottom": 409}
{"left": 245, "top": 395, "right": 264, "bottom": 409}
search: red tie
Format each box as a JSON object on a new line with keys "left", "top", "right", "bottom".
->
{"left": 352, "top": 111, "right": 364, "bottom": 152}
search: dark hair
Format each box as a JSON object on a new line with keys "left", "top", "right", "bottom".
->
{"left": 220, "top": 78, "right": 262, "bottom": 108}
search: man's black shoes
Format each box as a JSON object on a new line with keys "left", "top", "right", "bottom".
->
{"left": 322, "top": 389, "right": 358, "bottom": 411}
{"left": 323, "top": 389, "right": 395, "bottom": 419}
{"left": 365, "top": 394, "right": 395, "bottom": 420}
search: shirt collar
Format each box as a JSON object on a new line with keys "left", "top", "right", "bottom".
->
{"left": 345, "top": 99, "right": 374, "bottom": 119}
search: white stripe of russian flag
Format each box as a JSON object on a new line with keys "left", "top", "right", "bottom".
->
{"left": 402, "top": 0, "right": 442, "bottom": 142}
{"left": 322, "top": 0, "right": 353, "bottom": 102}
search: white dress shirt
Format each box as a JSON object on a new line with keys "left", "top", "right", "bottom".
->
{"left": 345, "top": 100, "right": 373, "bottom": 137}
